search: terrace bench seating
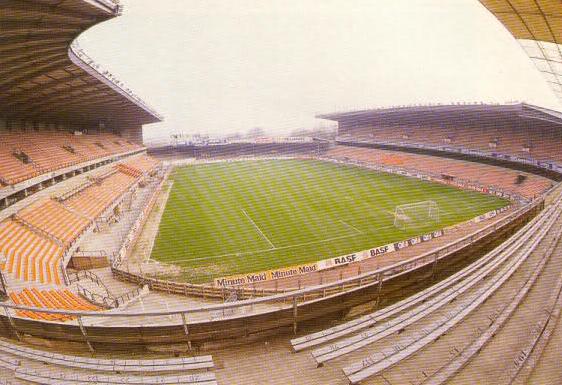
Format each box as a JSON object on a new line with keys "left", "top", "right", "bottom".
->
{"left": 15, "top": 368, "right": 218, "bottom": 385}
{"left": 0, "top": 131, "right": 144, "bottom": 187}
{"left": 0, "top": 339, "right": 214, "bottom": 373}
{"left": 0, "top": 220, "right": 63, "bottom": 284}
{"left": 341, "top": 196, "right": 561, "bottom": 384}
{"left": 0, "top": 352, "right": 20, "bottom": 371}
{"left": 9, "top": 288, "right": 100, "bottom": 322}
{"left": 291, "top": 201, "right": 548, "bottom": 364}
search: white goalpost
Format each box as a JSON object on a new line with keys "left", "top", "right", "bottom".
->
{"left": 393, "top": 200, "right": 440, "bottom": 230}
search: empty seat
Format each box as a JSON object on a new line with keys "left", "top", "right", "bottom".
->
{"left": 0, "top": 131, "right": 145, "bottom": 187}
{"left": 9, "top": 288, "right": 100, "bottom": 322}
{"left": 16, "top": 199, "right": 92, "bottom": 246}
{"left": 0, "top": 220, "right": 63, "bottom": 284}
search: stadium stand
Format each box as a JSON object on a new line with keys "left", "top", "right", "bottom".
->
{"left": 344, "top": 206, "right": 561, "bottom": 385}
{"left": 0, "top": 220, "right": 63, "bottom": 285}
{"left": 117, "top": 155, "right": 161, "bottom": 178}
{"left": 15, "top": 199, "right": 92, "bottom": 247}
{"left": 0, "top": 338, "right": 214, "bottom": 373}
{"left": 2, "top": 1, "right": 562, "bottom": 384}
{"left": 322, "top": 104, "right": 562, "bottom": 178}
{"left": 359, "top": 124, "right": 562, "bottom": 163}
{"left": 0, "top": 156, "right": 161, "bottom": 286}
{"left": 0, "top": 132, "right": 145, "bottom": 188}
{"left": 326, "top": 145, "right": 552, "bottom": 199}
{"left": 64, "top": 171, "right": 138, "bottom": 220}
{"left": 290, "top": 188, "right": 562, "bottom": 384}
{"left": 8, "top": 288, "right": 99, "bottom": 322}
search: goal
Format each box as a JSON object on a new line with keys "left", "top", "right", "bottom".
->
{"left": 393, "top": 200, "right": 440, "bottom": 230}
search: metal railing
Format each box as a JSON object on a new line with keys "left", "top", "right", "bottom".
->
{"left": 108, "top": 157, "right": 533, "bottom": 300}
{"left": 76, "top": 283, "right": 146, "bottom": 310}
{"left": 72, "top": 250, "right": 107, "bottom": 259}
{"left": 68, "top": 270, "right": 114, "bottom": 300}
{"left": 112, "top": 286, "right": 146, "bottom": 308}
{"left": 0, "top": 191, "right": 549, "bottom": 325}
{"left": 76, "top": 284, "right": 115, "bottom": 309}
{"left": 0, "top": 194, "right": 552, "bottom": 353}
{"left": 111, "top": 173, "right": 169, "bottom": 268}
{"left": 68, "top": 269, "right": 106, "bottom": 287}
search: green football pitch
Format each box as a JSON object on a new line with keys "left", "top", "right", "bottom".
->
{"left": 150, "top": 159, "right": 509, "bottom": 283}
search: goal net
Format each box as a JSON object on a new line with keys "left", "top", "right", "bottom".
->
{"left": 393, "top": 200, "right": 440, "bottom": 230}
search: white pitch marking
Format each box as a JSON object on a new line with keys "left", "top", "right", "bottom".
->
{"left": 241, "top": 209, "right": 275, "bottom": 248}
{"left": 339, "top": 219, "right": 363, "bottom": 234}
{"left": 376, "top": 224, "right": 396, "bottom": 230}
{"left": 172, "top": 232, "right": 361, "bottom": 263}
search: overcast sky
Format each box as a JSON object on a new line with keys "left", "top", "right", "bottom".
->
{"left": 77, "top": 0, "right": 561, "bottom": 142}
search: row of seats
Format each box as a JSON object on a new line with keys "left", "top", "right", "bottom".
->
{"left": 0, "top": 351, "right": 217, "bottom": 384}
{"left": 0, "top": 156, "right": 161, "bottom": 285}
{"left": 327, "top": 146, "right": 552, "bottom": 199}
{"left": 16, "top": 367, "right": 218, "bottom": 385}
{"left": 0, "top": 220, "right": 63, "bottom": 285}
{"left": 65, "top": 171, "right": 138, "bottom": 219}
{"left": 0, "top": 131, "right": 144, "bottom": 186}
{"left": 0, "top": 339, "right": 214, "bottom": 373}
{"left": 117, "top": 156, "right": 161, "bottom": 178}
{"left": 0, "top": 150, "right": 40, "bottom": 185}
{"left": 290, "top": 188, "right": 562, "bottom": 384}
{"left": 9, "top": 288, "right": 100, "bottom": 322}
{"left": 16, "top": 199, "right": 91, "bottom": 246}
{"left": 344, "top": 125, "right": 562, "bottom": 163}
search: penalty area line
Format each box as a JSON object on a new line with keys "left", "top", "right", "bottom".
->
{"left": 241, "top": 209, "right": 276, "bottom": 249}
{"left": 172, "top": 232, "right": 361, "bottom": 263}
{"left": 339, "top": 219, "right": 363, "bottom": 234}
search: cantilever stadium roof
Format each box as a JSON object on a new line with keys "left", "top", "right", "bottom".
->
{"left": 317, "top": 102, "right": 562, "bottom": 127}
{"left": 0, "top": 0, "right": 161, "bottom": 127}
{"left": 478, "top": 0, "right": 562, "bottom": 104}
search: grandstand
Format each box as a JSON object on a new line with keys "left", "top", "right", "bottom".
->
{"left": 321, "top": 102, "right": 562, "bottom": 175}
{"left": 0, "top": 0, "right": 562, "bottom": 385}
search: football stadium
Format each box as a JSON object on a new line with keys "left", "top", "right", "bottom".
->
{"left": 0, "top": 1, "right": 561, "bottom": 385}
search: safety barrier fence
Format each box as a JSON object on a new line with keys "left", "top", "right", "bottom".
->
{"left": 109, "top": 194, "right": 539, "bottom": 303}
{"left": 0, "top": 191, "right": 545, "bottom": 325}
{"left": 0, "top": 189, "right": 551, "bottom": 349}
{"left": 110, "top": 155, "right": 531, "bottom": 297}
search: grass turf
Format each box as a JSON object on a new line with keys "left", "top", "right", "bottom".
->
{"left": 150, "top": 159, "right": 509, "bottom": 283}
